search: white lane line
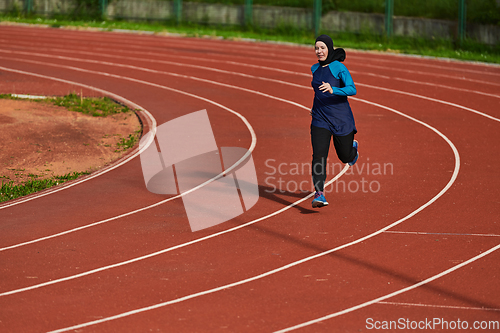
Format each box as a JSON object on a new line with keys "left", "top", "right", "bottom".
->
{"left": 0, "top": 52, "right": 307, "bottom": 110}
{"left": 3, "top": 48, "right": 500, "bottom": 125}
{"left": 274, "top": 244, "right": 500, "bottom": 332}
{"left": 5, "top": 42, "right": 500, "bottom": 103}
{"left": 0, "top": 63, "right": 257, "bottom": 252}
{"left": 0, "top": 165, "right": 350, "bottom": 297}
{"left": 354, "top": 62, "right": 500, "bottom": 88}
{"left": 348, "top": 54, "right": 500, "bottom": 78}
{"left": 4, "top": 28, "right": 500, "bottom": 85}
{"left": 0, "top": 49, "right": 307, "bottom": 95}
{"left": 2, "top": 30, "right": 496, "bottom": 330}
{"left": 0, "top": 49, "right": 473, "bottom": 252}
{"left": 7, "top": 44, "right": 500, "bottom": 101}
{"left": 354, "top": 71, "right": 500, "bottom": 100}
{"left": 377, "top": 301, "right": 500, "bottom": 312}
{"left": 44, "top": 98, "right": 460, "bottom": 333}
{"left": 0, "top": 50, "right": 468, "bottom": 274}
{"left": 385, "top": 231, "right": 500, "bottom": 237}
{"left": 355, "top": 83, "right": 500, "bottom": 123}
{"left": 10, "top": 94, "right": 47, "bottom": 99}
{"left": 0, "top": 66, "right": 158, "bottom": 210}
{"left": 0, "top": 58, "right": 348, "bottom": 295}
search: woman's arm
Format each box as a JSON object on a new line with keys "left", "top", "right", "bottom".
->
{"left": 327, "top": 62, "right": 357, "bottom": 96}
{"left": 331, "top": 69, "right": 356, "bottom": 96}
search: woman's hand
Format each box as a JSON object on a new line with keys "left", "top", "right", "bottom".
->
{"left": 319, "top": 81, "right": 333, "bottom": 94}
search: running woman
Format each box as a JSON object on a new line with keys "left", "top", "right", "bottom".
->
{"left": 310, "top": 34, "right": 359, "bottom": 208}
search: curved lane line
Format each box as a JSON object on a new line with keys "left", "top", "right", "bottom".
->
{"left": 3, "top": 49, "right": 500, "bottom": 124}
{"left": 0, "top": 166, "right": 349, "bottom": 297}
{"left": 348, "top": 53, "right": 500, "bottom": 77}
{"left": 355, "top": 83, "right": 500, "bottom": 123}
{"left": 275, "top": 243, "right": 500, "bottom": 332}
{"left": 44, "top": 98, "right": 461, "bottom": 333}
{"left": 0, "top": 51, "right": 473, "bottom": 255}
{"left": 0, "top": 64, "right": 257, "bottom": 251}
{"left": 3, "top": 31, "right": 500, "bottom": 87}
{"left": 4, "top": 44, "right": 500, "bottom": 102}
{"left": 0, "top": 66, "right": 158, "bottom": 210}
{"left": 2, "top": 32, "right": 496, "bottom": 332}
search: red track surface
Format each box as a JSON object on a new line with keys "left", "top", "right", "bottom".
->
{"left": 1, "top": 25, "right": 500, "bottom": 332}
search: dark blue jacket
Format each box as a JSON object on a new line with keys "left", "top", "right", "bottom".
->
{"left": 311, "top": 61, "right": 357, "bottom": 136}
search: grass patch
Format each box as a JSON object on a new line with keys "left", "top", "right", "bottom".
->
{"left": 0, "top": 93, "right": 131, "bottom": 116}
{"left": 49, "top": 93, "right": 130, "bottom": 117}
{"left": 0, "top": 93, "right": 141, "bottom": 203}
{"left": 1, "top": 15, "right": 499, "bottom": 64}
{"left": 0, "top": 171, "right": 90, "bottom": 203}
{"left": 115, "top": 130, "right": 142, "bottom": 152}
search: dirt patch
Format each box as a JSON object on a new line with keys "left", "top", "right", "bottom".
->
{"left": 0, "top": 98, "right": 142, "bottom": 186}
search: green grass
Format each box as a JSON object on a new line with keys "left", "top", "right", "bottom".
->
{"left": 115, "top": 130, "right": 142, "bottom": 152}
{"left": 50, "top": 93, "right": 130, "bottom": 117}
{"left": 149, "top": 0, "right": 500, "bottom": 25}
{"left": 0, "top": 94, "right": 140, "bottom": 203}
{"left": 0, "top": 171, "right": 90, "bottom": 203}
{"left": 0, "top": 93, "right": 131, "bottom": 116}
{"left": 1, "top": 15, "right": 499, "bottom": 64}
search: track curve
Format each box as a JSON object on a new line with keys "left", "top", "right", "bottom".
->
{"left": 0, "top": 25, "right": 499, "bottom": 332}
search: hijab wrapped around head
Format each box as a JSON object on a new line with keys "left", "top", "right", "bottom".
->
{"left": 315, "top": 34, "right": 346, "bottom": 66}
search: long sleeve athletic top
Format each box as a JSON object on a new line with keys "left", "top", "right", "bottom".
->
{"left": 310, "top": 61, "right": 357, "bottom": 136}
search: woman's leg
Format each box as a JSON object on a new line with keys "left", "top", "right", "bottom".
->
{"left": 311, "top": 125, "right": 332, "bottom": 192}
{"left": 332, "top": 130, "right": 357, "bottom": 164}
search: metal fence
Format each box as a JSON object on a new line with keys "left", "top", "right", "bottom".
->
{"left": 1, "top": 0, "right": 498, "bottom": 45}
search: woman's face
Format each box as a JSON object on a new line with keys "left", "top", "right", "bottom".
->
{"left": 315, "top": 41, "right": 328, "bottom": 62}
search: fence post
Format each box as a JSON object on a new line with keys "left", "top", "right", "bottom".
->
{"left": 385, "top": 0, "right": 394, "bottom": 37}
{"left": 244, "top": 0, "right": 253, "bottom": 27}
{"left": 173, "top": 0, "right": 182, "bottom": 24}
{"left": 25, "top": 0, "right": 33, "bottom": 15}
{"left": 100, "top": 0, "right": 108, "bottom": 19}
{"left": 313, "top": 0, "right": 321, "bottom": 37}
{"left": 458, "top": 0, "right": 466, "bottom": 45}
{"left": 243, "top": 0, "right": 253, "bottom": 27}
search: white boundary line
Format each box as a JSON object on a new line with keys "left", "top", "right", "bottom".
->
{"left": 4, "top": 31, "right": 497, "bottom": 332}
{"left": 0, "top": 166, "right": 349, "bottom": 297}
{"left": 1, "top": 29, "right": 497, "bottom": 332}
{"left": 3, "top": 49, "right": 500, "bottom": 125}
{"left": 2, "top": 50, "right": 495, "bottom": 312}
{"left": 377, "top": 301, "right": 500, "bottom": 312}
{"left": 0, "top": 64, "right": 257, "bottom": 251}
{"left": 353, "top": 71, "right": 500, "bottom": 100}
{"left": 0, "top": 51, "right": 456, "bottom": 296}
{"left": 355, "top": 83, "right": 500, "bottom": 123}
{"left": 348, "top": 54, "right": 500, "bottom": 78}
{"left": 274, "top": 244, "right": 500, "bottom": 332}
{"left": 0, "top": 66, "right": 158, "bottom": 210}
{"left": 385, "top": 230, "right": 500, "bottom": 237}
{"left": 6, "top": 44, "right": 500, "bottom": 101}
{"left": 0, "top": 49, "right": 475, "bottom": 252}
{"left": 0, "top": 51, "right": 472, "bottom": 297}
{"left": 0, "top": 59, "right": 350, "bottom": 295}
{"left": 3, "top": 25, "right": 500, "bottom": 86}
{"left": 353, "top": 62, "right": 500, "bottom": 88}
{"left": 4, "top": 24, "right": 500, "bottom": 73}
{"left": 44, "top": 98, "right": 461, "bottom": 332}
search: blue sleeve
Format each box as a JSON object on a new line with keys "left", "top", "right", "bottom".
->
{"left": 329, "top": 62, "right": 357, "bottom": 96}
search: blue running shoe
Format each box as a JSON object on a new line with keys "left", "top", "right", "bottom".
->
{"left": 312, "top": 191, "right": 329, "bottom": 208}
{"left": 348, "top": 140, "right": 359, "bottom": 166}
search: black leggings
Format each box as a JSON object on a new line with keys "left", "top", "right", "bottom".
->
{"left": 311, "top": 125, "right": 356, "bottom": 192}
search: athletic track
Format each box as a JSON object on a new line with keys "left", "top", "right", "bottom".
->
{"left": 1, "top": 25, "right": 500, "bottom": 332}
